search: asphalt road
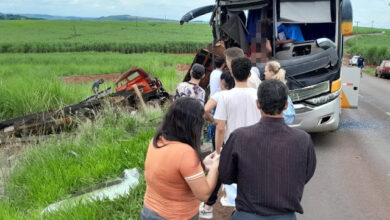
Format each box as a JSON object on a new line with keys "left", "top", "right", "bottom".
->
{"left": 208, "top": 72, "right": 390, "bottom": 220}
{"left": 299, "top": 72, "right": 390, "bottom": 220}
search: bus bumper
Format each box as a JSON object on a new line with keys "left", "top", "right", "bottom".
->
{"left": 290, "top": 96, "right": 340, "bottom": 132}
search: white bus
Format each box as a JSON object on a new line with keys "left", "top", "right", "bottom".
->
{"left": 181, "top": 0, "right": 355, "bottom": 132}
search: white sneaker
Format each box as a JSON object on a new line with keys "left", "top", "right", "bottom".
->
{"left": 199, "top": 202, "right": 213, "bottom": 219}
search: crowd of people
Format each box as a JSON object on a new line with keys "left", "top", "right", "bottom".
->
{"left": 142, "top": 47, "right": 317, "bottom": 220}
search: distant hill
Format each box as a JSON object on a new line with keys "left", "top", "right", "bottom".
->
{"left": 191, "top": 20, "right": 208, "bottom": 24}
{"left": 21, "top": 14, "right": 96, "bottom": 21}
{"left": 97, "top": 15, "right": 177, "bottom": 22}
{"left": 0, "top": 12, "right": 202, "bottom": 22}
{"left": 18, "top": 13, "right": 178, "bottom": 22}
{"left": 0, "top": 13, "right": 42, "bottom": 20}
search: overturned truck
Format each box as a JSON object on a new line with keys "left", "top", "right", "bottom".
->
{"left": 0, "top": 67, "right": 169, "bottom": 139}
{"left": 181, "top": 0, "right": 354, "bottom": 132}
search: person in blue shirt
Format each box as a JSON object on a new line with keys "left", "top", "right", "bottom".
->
{"left": 357, "top": 54, "right": 365, "bottom": 78}
{"left": 277, "top": 23, "right": 305, "bottom": 44}
{"left": 92, "top": 78, "right": 104, "bottom": 94}
{"left": 264, "top": 61, "right": 295, "bottom": 124}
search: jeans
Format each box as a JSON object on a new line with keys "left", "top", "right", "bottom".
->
{"left": 206, "top": 123, "right": 216, "bottom": 151}
{"left": 231, "top": 210, "right": 296, "bottom": 220}
{"left": 206, "top": 108, "right": 216, "bottom": 151}
{"left": 141, "top": 205, "right": 199, "bottom": 220}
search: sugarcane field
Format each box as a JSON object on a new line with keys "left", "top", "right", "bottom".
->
{"left": 1, "top": 1, "right": 390, "bottom": 219}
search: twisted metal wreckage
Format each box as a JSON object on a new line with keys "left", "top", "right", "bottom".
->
{"left": 0, "top": 67, "right": 169, "bottom": 142}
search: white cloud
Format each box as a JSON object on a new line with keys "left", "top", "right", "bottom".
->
{"left": 351, "top": 0, "right": 390, "bottom": 28}
{"left": 0, "top": 0, "right": 389, "bottom": 28}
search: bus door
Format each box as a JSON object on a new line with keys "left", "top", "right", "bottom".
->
{"left": 341, "top": 66, "right": 361, "bottom": 108}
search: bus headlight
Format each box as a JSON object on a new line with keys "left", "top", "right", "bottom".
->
{"left": 305, "top": 90, "right": 341, "bottom": 105}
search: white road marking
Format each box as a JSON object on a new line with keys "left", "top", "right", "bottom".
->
{"left": 359, "top": 94, "right": 364, "bottom": 98}
{"left": 386, "top": 112, "right": 390, "bottom": 116}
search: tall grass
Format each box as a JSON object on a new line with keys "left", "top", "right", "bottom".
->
{"left": 0, "top": 77, "right": 91, "bottom": 121}
{"left": 0, "top": 21, "right": 212, "bottom": 53}
{"left": 0, "top": 106, "right": 163, "bottom": 219}
{"left": 353, "top": 26, "right": 386, "bottom": 35}
{"left": 345, "top": 31, "right": 390, "bottom": 65}
{"left": 0, "top": 52, "right": 192, "bottom": 120}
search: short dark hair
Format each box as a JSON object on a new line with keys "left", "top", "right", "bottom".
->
{"left": 220, "top": 71, "right": 235, "bottom": 89}
{"left": 191, "top": 63, "right": 205, "bottom": 79}
{"left": 153, "top": 97, "right": 204, "bottom": 159}
{"left": 257, "top": 79, "right": 288, "bottom": 115}
{"left": 231, "top": 57, "right": 252, "bottom": 81}
{"left": 215, "top": 57, "right": 225, "bottom": 68}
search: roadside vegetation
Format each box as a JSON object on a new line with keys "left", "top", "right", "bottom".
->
{"left": 0, "top": 52, "right": 193, "bottom": 120}
{"left": 0, "top": 106, "right": 162, "bottom": 219}
{"left": 0, "top": 21, "right": 211, "bottom": 53}
{"left": 345, "top": 29, "right": 390, "bottom": 65}
{"left": 0, "top": 20, "right": 203, "bottom": 219}
{"left": 353, "top": 26, "right": 385, "bottom": 35}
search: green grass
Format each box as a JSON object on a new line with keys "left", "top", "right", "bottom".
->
{"left": 0, "top": 20, "right": 212, "bottom": 53}
{"left": 345, "top": 30, "right": 390, "bottom": 65}
{"left": 0, "top": 20, "right": 204, "bottom": 219}
{"left": 0, "top": 106, "right": 163, "bottom": 219}
{"left": 364, "top": 67, "right": 376, "bottom": 75}
{"left": 353, "top": 26, "right": 386, "bottom": 35}
{"left": 0, "top": 52, "right": 192, "bottom": 120}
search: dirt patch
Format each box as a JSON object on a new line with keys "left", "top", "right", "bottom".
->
{"left": 176, "top": 64, "right": 191, "bottom": 72}
{"left": 343, "top": 53, "right": 352, "bottom": 66}
{"left": 173, "top": 53, "right": 196, "bottom": 56}
{"left": 199, "top": 143, "right": 235, "bottom": 220}
{"left": 344, "top": 53, "right": 377, "bottom": 69}
{"left": 199, "top": 189, "right": 235, "bottom": 220}
{"left": 63, "top": 73, "right": 121, "bottom": 84}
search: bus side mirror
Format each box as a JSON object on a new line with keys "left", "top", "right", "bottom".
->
{"left": 341, "top": 0, "right": 353, "bottom": 36}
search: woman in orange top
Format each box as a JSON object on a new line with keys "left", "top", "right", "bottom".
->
{"left": 142, "top": 97, "right": 220, "bottom": 220}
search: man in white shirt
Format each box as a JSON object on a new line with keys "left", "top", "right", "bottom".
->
{"left": 199, "top": 48, "right": 261, "bottom": 219}
{"left": 214, "top": 55, "right": 260, "bottom": 153}
{"left": 209, "top": 57, "right": 226, "bottom": 97}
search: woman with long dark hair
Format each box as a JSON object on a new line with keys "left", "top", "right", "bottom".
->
{"left": 142, "top": 97, "right": 220, "bottom": 220}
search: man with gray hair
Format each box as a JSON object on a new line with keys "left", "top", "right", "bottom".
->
{"left": 224, "top": 47, "right": 261, "bottom": 89}
{"left": 219, "top": 79, "right": 316, "bottom": 220}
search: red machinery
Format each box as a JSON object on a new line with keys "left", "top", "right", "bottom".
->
{"left": 115, "top": 67, "right": 156, "bottom": 93}
{"left": 0, "top": 67, "right": 170, "bottom": 138}
{"left": 113, "top": 66, "right": 169, "bottom": 105}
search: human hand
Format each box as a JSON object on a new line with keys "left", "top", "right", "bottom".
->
{"left": 203, "top": 152, "right": 220, "bottom": 171}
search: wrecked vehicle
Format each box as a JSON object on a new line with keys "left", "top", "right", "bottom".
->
{"left": 181, "top": 0, "right": 355, "bottom": 132}
{"left": 0, "top": 67, "right": 169, "bottom": 139}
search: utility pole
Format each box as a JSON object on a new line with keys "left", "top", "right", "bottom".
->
{"left": 356, "top": 21, "right": 359, "bottom": 34}
{"left": 371, "top": 20, "right": 374, "bottom": 32}
{"left": 136, "top": 16, "right": 138, "bottom": 27}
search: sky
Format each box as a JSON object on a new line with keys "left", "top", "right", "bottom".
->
{"left": 0, "top": 0, "right": 389, "bottom": 28}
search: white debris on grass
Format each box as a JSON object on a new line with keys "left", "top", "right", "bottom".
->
{"left": 41, "top": 168, "right": 140, "bottom": 214}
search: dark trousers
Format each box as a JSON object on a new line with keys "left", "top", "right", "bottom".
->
{"left": 205, "top": 178, "right": 222, "bottom": 206}
{"left": 206, "top": 108, "right": 216, "bottom": 151}
{"left": 231, "top": 210, "right": 296, "bottom": 220}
